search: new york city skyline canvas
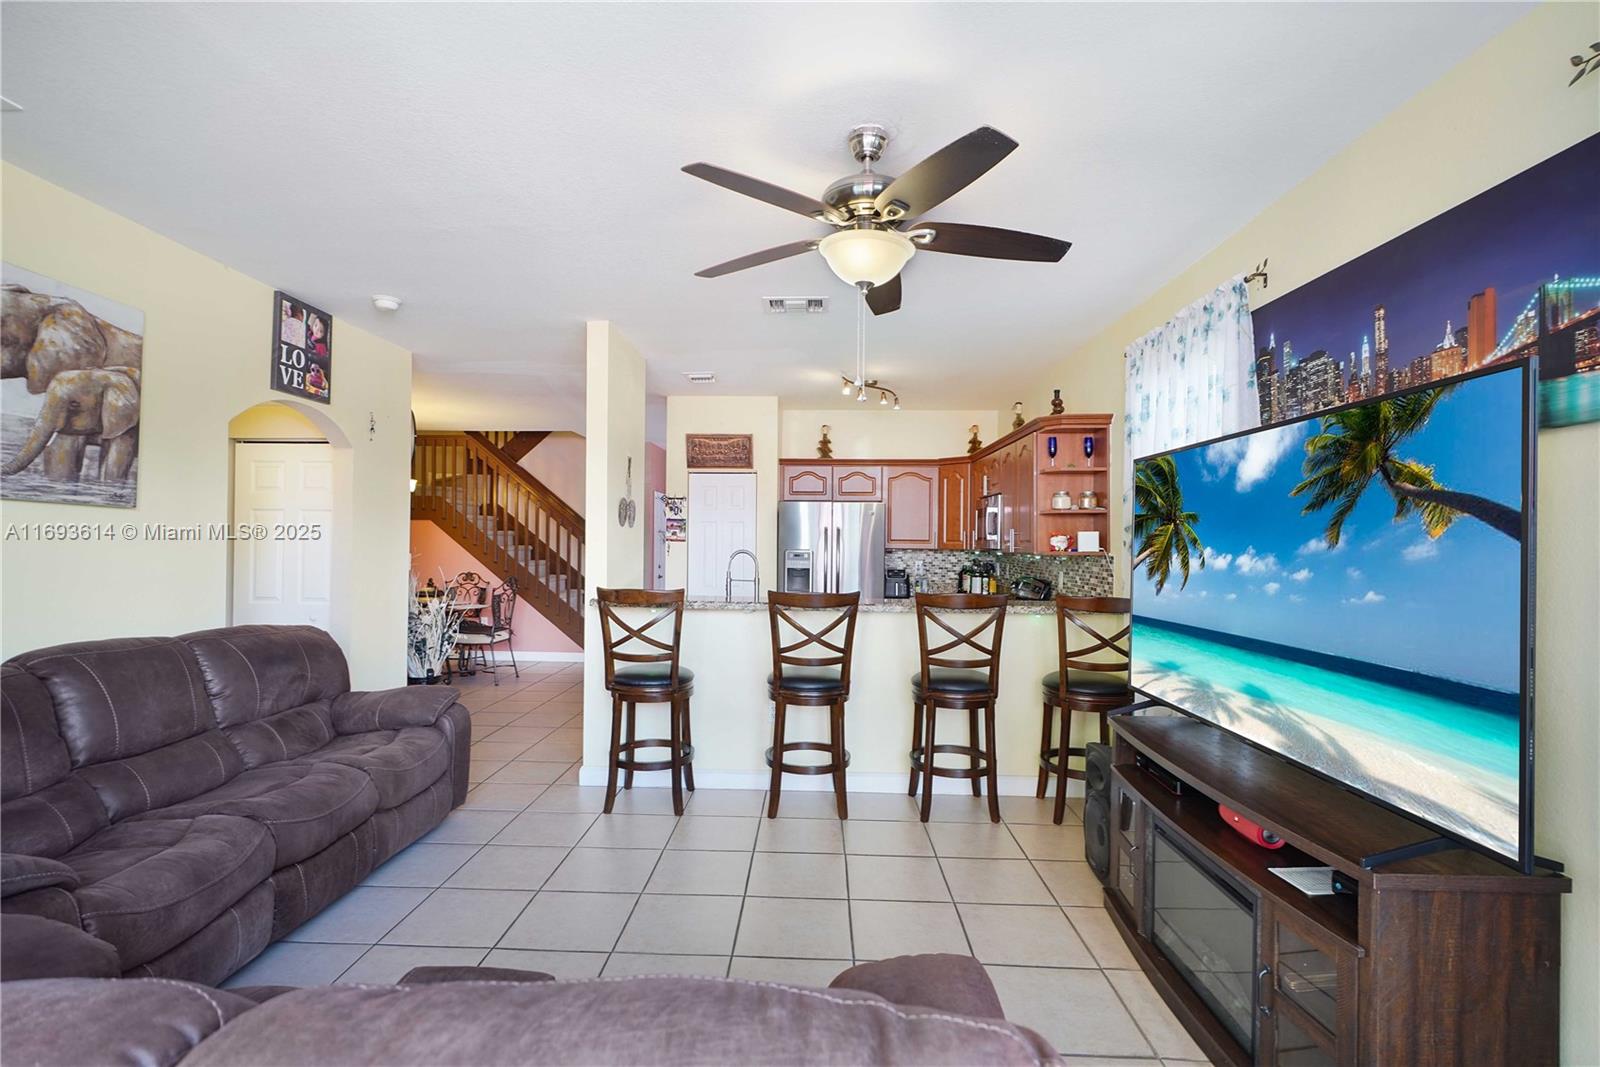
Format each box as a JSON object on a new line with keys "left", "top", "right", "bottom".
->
{"left": 1251, "top": 134, "right": 1599, "bottom": 429}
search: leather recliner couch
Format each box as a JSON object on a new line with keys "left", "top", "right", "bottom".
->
{"left": 0, "top": 625, "right": 469, "bottom": 986}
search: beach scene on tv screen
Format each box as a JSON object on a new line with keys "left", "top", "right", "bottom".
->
{"left": 1131, "top": 366, "right": 1524, "bottom": 860}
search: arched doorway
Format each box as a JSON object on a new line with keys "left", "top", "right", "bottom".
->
{"left": 227, "top": 400, "right": 353, "bottom": 643}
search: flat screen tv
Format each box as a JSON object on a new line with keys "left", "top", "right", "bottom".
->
{"left": 1131, "top": 360, "right": 1535, "bottom": 872}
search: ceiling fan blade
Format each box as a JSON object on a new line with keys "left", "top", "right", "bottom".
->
{"left": 873, "top": 127, "right": 1018, "bottom": 221}
{"left": 682, "top": 163, "right": 838, "bottom": 222}
{"left": 866, "top": 273, "right": 902, "bottom": 315}
{"left": 694, "top": 239, "right": 819, "bottom": 278}
{"left": 916, "top": 222, "right": 1071, "bottom": 262}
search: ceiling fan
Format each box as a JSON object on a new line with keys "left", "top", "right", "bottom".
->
{"left": 683, "top": 124, "right": 1071, "bottom": 315}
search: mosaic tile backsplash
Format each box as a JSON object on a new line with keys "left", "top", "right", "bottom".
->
{"left": 884, "top": 549, "right": 1115, "bottom": 597}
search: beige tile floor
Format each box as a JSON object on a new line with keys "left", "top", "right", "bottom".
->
{"left": 224, "top": 663, "right": 1205, "bottom": 1064}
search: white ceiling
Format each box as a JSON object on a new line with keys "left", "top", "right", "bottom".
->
{"left": 1, "top": 2, "right": 1527, "bottom": 432}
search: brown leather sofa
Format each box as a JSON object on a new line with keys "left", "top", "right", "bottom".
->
{"left": 0, "top": 625, "right": 469, "bottom": 986}
{"left": 1, "top": 956, "right": 1062, "bottom": 1066}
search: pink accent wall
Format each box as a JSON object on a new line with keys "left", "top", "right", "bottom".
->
{"left": 410, "top": 519, "right": 581, "bottom": 655}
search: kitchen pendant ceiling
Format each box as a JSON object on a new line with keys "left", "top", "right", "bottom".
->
{"left": 685, "top": 124, "right": 1070, "bottom": 315}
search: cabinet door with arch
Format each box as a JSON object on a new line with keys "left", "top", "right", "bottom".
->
{"left": 831, "top": 465, "right": 883, "bottom": 502}
{"left": 781, "top": 463, "right": 832, "bottom": 500}
{"left": 885, "top": 465, "right": 938, "bottom": 549}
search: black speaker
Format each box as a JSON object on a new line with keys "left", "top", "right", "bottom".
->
{"left": 1083, "top": 742, "right": 1113, "bottom": 882}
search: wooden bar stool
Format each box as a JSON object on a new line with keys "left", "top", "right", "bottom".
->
{"left": 596, "top": 588, "right": 695, "bottom": 815}
{"left": 766, "top": 591, "right": 860, "bottom": 820}
{"left": 1038, "top": 595, "right": 1133, "bottom": 824}
{"left": 908, "top": 592, "right": 1009, "bottom": 823}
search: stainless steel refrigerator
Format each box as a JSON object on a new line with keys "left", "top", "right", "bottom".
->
{"left": 779, "top": 501, "right": 886, "bottom": 603}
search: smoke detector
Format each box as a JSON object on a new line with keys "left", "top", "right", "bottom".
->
{"left": 765, "top": 297, "right": 828, "bottom": 314}
{"left": 371, "top": 294, "right": 403, "bottom": 312}
{"left": 682, "top": 372, "right": 718, "bottom": 384}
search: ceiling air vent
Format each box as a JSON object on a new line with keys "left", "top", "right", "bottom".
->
{"left": 765, "top": 297, "right": 828, "bottom": 314}
{"left": 683, "top": 372, "right": 718, "bottom": 385}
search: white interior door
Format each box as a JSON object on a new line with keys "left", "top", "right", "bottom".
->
{"left": 231, "top": 442, "right": 334, "bottom": 628}
{"left": 686, "top": 472, "right": 756, "bottom": 599}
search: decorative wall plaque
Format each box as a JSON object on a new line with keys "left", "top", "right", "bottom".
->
{"left": 685, "top": 433, "right": 753, "bottom": 469}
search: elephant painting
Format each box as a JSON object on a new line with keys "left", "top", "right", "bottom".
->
{"left": 2, "top": 267, "right": 144, "bottom": 507}
{"left": 3, "top": 367, "right": 141, "bottom": 482}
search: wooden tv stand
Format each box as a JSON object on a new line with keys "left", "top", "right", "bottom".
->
{"left": 1105, "top": 712, "right": 1569, "bottom": 1066}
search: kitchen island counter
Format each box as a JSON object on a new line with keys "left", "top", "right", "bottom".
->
{"left": 582, "top": 593, "right": 1126, "bottom": 796}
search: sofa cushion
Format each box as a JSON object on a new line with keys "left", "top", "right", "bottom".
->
{"left": 182, "top": 626, "right": 349, "bottom": 729}
{"left": 331, "top": 686, "right": 459, "bottom": 733}
{"left": 130, "top": 881, "right": 275, "bottom": 986}
{"left": 303, "top": 728, "right": 452, "bottom": 810}
{"left": 830, "top": 954, "right": 1006, "bottom": 1020}
{"left": 1, "top": 851, "right": 79, "bottom": 897}
{"left": 76, "top": 730, "right": 245, "bottom": 823}
{"left": 1, "top": 775, "right": 111, "bottom": 858}
{"left": 223, "top": 700, "right": 337, "bottom": 769}
{"left": 56, "top": 815, "right": 275, "bottom": 968}
{"left": 7, "top": 637, "right": 215, "bottom": 765}
{"left": 1, "top": 664, "right": 72, "bottom": 801}
{"left": 1, "top": 978, "right": 259, "bottom": 1067}
{"left": 1, "top": 913, "right": 121, "bottom": 980}
{"left": 180, "top": 978, "right": 1060, "bottom": 1066}
{"left": 133, "top": 762, "right": 378, "bottom": 866}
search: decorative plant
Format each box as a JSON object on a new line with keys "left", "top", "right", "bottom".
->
{"left": 407, "top": 566, "right": 462, "bottom": 680}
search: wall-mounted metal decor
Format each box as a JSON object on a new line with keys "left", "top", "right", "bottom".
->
{"left": 686, "top": 433, "right": 754, "bottom": 469}
{"left": 1569, "top": 42, "right": 1600, "bottom": 86}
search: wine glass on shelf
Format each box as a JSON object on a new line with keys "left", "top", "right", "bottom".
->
{"left": 1082, "top": 435, "right": 1096, "bottom": 465}
{"left": 1046, "top": 436, "right": 1058, "bottom": 468}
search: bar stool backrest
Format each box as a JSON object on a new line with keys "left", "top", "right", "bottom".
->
{"left": 1054, "top": 595, "right": 1133, "bottom": 699}
{"left": 596, "top": 587, "right": 686, "bottom": 690}
{"left": 913, "top": 592, "right": 1009, "bottom": 698}
{"left": 767, "top": 592, "right": 861, "bottom": 691}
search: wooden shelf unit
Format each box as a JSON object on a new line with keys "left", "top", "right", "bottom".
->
{"left": 1104, "top": 713, "right": 1568, "bottom": 1067}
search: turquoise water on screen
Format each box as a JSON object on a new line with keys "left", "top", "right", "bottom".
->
{"left": 1131, "top": 621, "right": 1520, "bottom": 780}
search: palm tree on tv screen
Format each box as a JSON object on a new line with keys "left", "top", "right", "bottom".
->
{"left": 1292, "top": 386, "right": 1521, "bottom": 544}
{"left": 1134, "top": 455, "right": 1205, "bottom": 593}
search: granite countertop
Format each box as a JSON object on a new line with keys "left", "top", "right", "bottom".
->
{"left": 680, "top": 597, "right": 1057, "bottom": 614}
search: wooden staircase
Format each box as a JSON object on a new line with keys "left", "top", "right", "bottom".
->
{"left": 412, "top": 431, "right": 585, "bottom": 645}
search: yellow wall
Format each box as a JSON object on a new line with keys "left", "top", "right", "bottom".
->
{"left": 1, "top": 164, "right": 415, "bottom": 687}
{"left": 1028, "top": 6, "right": 1599, "bottom": 1059}
{"left": 227, "top": 402, "right": 325, "bottom": 440}
{"left": 779, "top": 408, "right": 1000, "bottom": 459}
{"left": 663, "top": 394, "right": 781, "bottom": 591}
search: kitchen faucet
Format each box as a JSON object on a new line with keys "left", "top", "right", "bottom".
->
{"left": 725, "top": 549, "right": 760, "bottom": 603}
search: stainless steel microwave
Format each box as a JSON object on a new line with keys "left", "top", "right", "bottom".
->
{"left": 981, "top": 493, "right": 1004, "bottom": 551}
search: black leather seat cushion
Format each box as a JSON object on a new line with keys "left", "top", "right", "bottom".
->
{"left": 1041, "top": 670, "right": 1132, "bottom": 696}
{"left": 612, "top": 665, "right": 694, "bottom": 689}
{"left": 768, "top": 668, "right": 844, "bottom": 694}
{"left": 910, "top": 668, "right": 992, "bottom": 695}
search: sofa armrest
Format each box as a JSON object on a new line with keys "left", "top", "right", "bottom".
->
{"left": 331, "top": 686, "right": 460, "bottom": 733}
{"left": 1, "top": 913, "right": 121, "bottom": 980}
{"left": 2, "top": 852, "right": 79, "bottom": 899}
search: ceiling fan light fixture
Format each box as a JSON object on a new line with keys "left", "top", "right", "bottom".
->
{"left": 818, "top": 229, "right": 915, "bottom": 288}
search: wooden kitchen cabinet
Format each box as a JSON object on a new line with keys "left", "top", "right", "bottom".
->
{"left": 938, "top": 461, "right": 970, "bottom": 549}
{"left": 1013, "top": 435, "right": 1035, "bottom": 553}
{"left": 781, "top": 464, "right": 832, "bottom": 500}
{"left": 831, "top": 465, "right": 883, "bottom": 501}
{"left": 885, "top": 465, "right": 938, "bottom": 549}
